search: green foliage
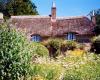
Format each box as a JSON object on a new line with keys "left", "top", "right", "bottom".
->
{"left": 0, "top": 0, "right": 38, "bottom": 19}
{"left": 28, "top": 53, "right": 100, "bottom": 80}
{"left": 63, "top": 70, "right": 82, "bottom": 80}
{"left": 60, "top": 53, "right": 100, "bottom": 80}
{"left": 47, "top": 39, "right": 62, "bottom": 50}
{"left": 30, "top": 63, "right": 62, "bottom": 80}
{"left": 92, "top": 35, "right": 100, "bottom": 42}
{"left": 91, "top": 35, "right": 100, "bottom": 54}
{"left": 32, "top": 42, "right": 49, "bottom": 57}
{"left": 62, "top": 40, "right": 77, "bottom": 50}
{"left": 90, "top": 9, "right": 100, "bottom": 35}
{"left": 94, "top": 25, "right": 100, "bottom": 36}
{"left": 95, "top": 9, "right": 100, "bottom": 25}
{"left": 46, "top": 38, "right": 63, "bottom": 58}
{"left": 63, "top": 55, "right": 100, "bottom": 80}
{"left": 42, "top": 39, "right": 78, "bottom": 58}
{"left": 0, "top": 23, "right": 33, "bottom": 80}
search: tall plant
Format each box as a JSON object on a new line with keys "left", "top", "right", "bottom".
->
{"left": 0, "top": 23, "right": 33, "bottom": 80}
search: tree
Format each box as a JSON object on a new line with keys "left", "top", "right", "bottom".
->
{"left": 94, "top": 25, "right": 100, "bottom": 35}
{"left": 94, "top": 9, "right": 100, "bottom": 35}
{"left": 95, "top": 9, "right": 100, "bottom": 25}
{"left": 0, "top": 0, "right": 38, "bottom": 18}
{"left": 90, "top": 9, "right": 100, "bottom": 54}
{"left": 0, "top": 0, "right": 11, "bottom": 18}
{"left": 89, "top": 9, "right": 100, "bottom": 35}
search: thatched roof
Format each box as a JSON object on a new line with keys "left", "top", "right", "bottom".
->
{"left": 10, "top": 15, "right": 95, "bottom": 37}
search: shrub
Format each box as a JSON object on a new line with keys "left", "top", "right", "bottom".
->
{"left": 32, "top": 42, "right": 49, "bottom": 57}
{"left": 0, "top": 23, "right": 33, "bottom": 80}
{"left": 61, "top": 40, "right": 77, "bottom": 51}
{"left": 45, "top": 38, "right": 63, "bottom": 58}
{"left": 91, "top": 35, "right": 100, "bottom": 54}
{"left": 42, "top": 39, "right": 78, "bottom": 57}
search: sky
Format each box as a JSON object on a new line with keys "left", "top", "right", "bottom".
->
{"left": 32, "top": 0, "right": 100, "bottom": 17}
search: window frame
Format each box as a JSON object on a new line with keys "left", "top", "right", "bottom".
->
{"left": 67, "top": 32, "right": 76, "bottom": 40}
{"left": 31, "top": 34, "right": 41, "bottom": 42}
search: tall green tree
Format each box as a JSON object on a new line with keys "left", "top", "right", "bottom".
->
{"left": 0, "top": 0, "right": 11, "bottom": 18}
{"left": 0, "top": 0, "right": 38, "bottom": 18}
{"left": 89, "top": 9, "right": 100, "bottom": 35}
{"left": 94, "top": 9, "right": 100, "bottom": 35}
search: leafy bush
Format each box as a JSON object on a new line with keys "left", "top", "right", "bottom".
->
{"left": 64, "top": 40, "right": 77, "bottom": 50}
{"left": 32, "top": 42, "right": 49, "bottom": 57}
{"left": 45, "top": 38, "right": 63, "bottom": 58}
{"left": 42, "top": 39, "right": 78, "bottom": 57}
{"left": 0, "top": 23, "right": 33, "bottom": 80}
{"left": 91, "top": 35, "right": 100, "bottom": 54}
{"left": 61, "top": 40, "right": 77, "bottom": 56}
{"left": 47, "top": 39, "right": 62, "bottom": 49}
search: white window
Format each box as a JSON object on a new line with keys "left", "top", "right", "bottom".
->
{"left": 31, "top": 35, "right": 41, "bottom": 42}
{"left": 67, "top": 33, "right": 76, "bottom": 40}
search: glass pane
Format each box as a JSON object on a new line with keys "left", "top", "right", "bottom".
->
{"left": 72, "top": 33, "right": 76, "bottom": 40}
{"left": 73, "top": 34, "right": 76, "bottom": 40}
{"left": 31, "top": 35, "right": 41, "bottom": 42}
{"left": 67, "top": 33, "right": 70, "bottom": 40}
{"left": 67, "top": 33, "right": 76, "bottom": 40}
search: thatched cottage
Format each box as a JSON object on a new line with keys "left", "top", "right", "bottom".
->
{"left": 0, "top": 2, "right": 96, "bottom": 43}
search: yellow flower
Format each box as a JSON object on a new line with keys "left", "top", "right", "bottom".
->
{"left": 70, "top": 49, "right": 85, "bottom": 56}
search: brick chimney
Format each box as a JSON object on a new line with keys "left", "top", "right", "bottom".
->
{"left": 51, "top": 1, "right": 57, "bottom": 36}
{"left": 91, "top": 10, "right": 96, "bottom": 25}
{"left": 51, "top": 1, "right": 56, "bottom": 22}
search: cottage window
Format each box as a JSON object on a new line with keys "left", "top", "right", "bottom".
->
{"left": 67, "top": 33, "right": 76, "bottom": 40}
{"left": 31, "top": 35, "right": 41, "bottom": 42}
